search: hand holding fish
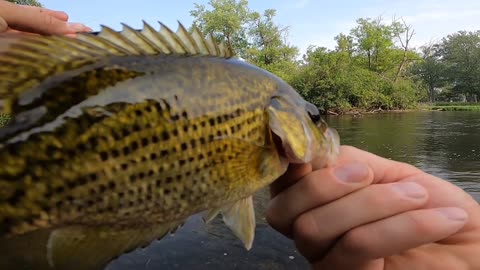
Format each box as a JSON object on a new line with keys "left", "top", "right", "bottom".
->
{"left": 0, "top": 0, "right": 91, "bottom": 35}
{"left": 267, "top": 145, "right": 480, "bottom": 269}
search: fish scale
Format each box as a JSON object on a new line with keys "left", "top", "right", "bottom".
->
{"left": 2, "top": 98, "right": 269, "bottom": 233}
{"left": 0, "top": 22, "right": 340, "bottom": 270}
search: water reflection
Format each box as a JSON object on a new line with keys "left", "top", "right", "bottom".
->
{"left": 327, "top": 111, "right": 480, "bottom": 197}
{"left": 109, "top": 111, "right": 480, "bottom": 269}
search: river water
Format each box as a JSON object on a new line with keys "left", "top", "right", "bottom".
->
{"left": 108, "top": 111, "right": 480, "bottom": 270}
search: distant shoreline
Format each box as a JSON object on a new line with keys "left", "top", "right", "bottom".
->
{"left": 323, "top": 104, "right": 480, "bottom": 116}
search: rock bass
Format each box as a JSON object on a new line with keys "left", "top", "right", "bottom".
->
{"left": 0, "top": 22, "right": 340, "bottom": 269}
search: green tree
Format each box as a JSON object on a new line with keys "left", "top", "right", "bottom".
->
{"left": 6, "top": 0, "right": 42, "bottom": 7}
{"left": 190, "top": 0, "right": 252, "bottom": 58}
{"left": 244, "top": 9, "right": 299, "bottom": 81}
{"left": 439, "top": 31, "right": 480, "bottom": 102}
{"left": 190, "top": 1, "right": 299, "bottom": 82}
{"left": 293, "top": 17, "right": 422, "bottom": 112}
{"left": 190, "top": 4, "right": 426, "bottom": 112}
{"left": 411, "top": 43, "right": 446, "bottom": 102}
{"left": 334, "top": 33, "right": 354, "bottom": 57}
{"left": 291, "top": 46, "right": 347, "bottom": 112}
{"left": 349, "top": 17, "right": 395, "bottom": 71}
{"left": 292, "top": 46, "right": 390, "bottom": 112}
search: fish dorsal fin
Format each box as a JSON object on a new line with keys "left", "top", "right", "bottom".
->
{"left": 77, "top": 21, "right": 234, "bottom": 58}
{"left": 0, "top": 21, "right": 234, "bottom": 111}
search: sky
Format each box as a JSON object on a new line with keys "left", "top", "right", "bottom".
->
{"left": 41, "top": 0, "right": 480, "bottom": 55}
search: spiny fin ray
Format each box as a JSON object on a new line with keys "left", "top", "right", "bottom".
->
{"left": 120, "top": 23, "right": 158, "bottom": 54}
{"left": 191, "top": 26, "right": 210, "bottom": 55}
{"left": 0, "top": 21, "right": 234, "bottom": 107}
{"left": 97, "top": 25, "right": 143, "bottom": 55}
{"left": 158, "top": 22, "right": 187, "bottom": 55}
{"left": 176, "top": 21, "right": 199, "bottom": 54}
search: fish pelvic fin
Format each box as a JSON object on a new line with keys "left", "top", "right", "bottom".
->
{"left": 206, "top": 195, "right": 256, "bottom": 251}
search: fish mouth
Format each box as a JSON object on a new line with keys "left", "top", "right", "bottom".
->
{"left": 271, "top": 131, "right": 302, "bottom": 163}
{"left": 272, "top": 132, "right": 286, "bottom": 159}
{"left": 270, "top": 124, "right": 340, "bottom": 165}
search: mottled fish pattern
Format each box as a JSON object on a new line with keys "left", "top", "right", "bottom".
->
{"left": 0, "top": 22, "right": 340, "bottom": 270}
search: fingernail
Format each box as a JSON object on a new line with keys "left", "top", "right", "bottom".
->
{"left": 55, "top": 11, "right": 69, "bottom": 21}
{"left": 69, "top": 23, "right": 92, "bottom": 32}
{"left": 334, "top": 163, "right": 369, "bottom": 183}
{"left": 391, "top": 182, "right": 426, "bottom": 199}
{"left": 437, "top": 207, "right": 468, "bottom": 221}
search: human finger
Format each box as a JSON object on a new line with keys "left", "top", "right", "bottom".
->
{"left": 0, "top": 2, "right": 91, "bottom": 35}
{"left": 21, "top": 5, "right": 69, "bottom": 21}
{"left": 293, "top": 181, "right": 429, "bottom": 261}
{"left": 270, "top": 163, "right": 312, "bottom": 198}
{"left": 328, "top": 146, "right": 478, "bottom": 227}
{"left": 0, "top": 16, "right": 6, "bottom": 32}
{"left": 316, "top": 207, "right": 468, "bottom": 270}
{"left": 267, "top": 162, "right": 372, "bottom": 237}
{"left": 312, "top": 146, "right": 423, "bottom": 184}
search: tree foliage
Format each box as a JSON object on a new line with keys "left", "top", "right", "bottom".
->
{"left": 440, "top": 31, "right": 480, "bottom": 102}
{"left": 190, "top": 0, "right": 298, "bottom": 81}
{"left": 291, "top": 17, "right": 423, "bottom": 112}
{"left": 350, "top": 17, "right": 396, "bottom": 72}
{"left": 190, "top": 0, "right": 252, "bottom": 58}
{"left": 244, "top": 9, "right": 299, "bottom": 82}
{"left": 411, "top": 31, "right": 480, "bottom": 102}
{"left": 190, "top": 1, "right": 477, "bottom": 112}
{"left": 411, "top": 44, "right": 446, "bottom": 102}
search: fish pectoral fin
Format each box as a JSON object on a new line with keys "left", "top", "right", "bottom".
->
{"left": 218, "top": 196, "right": 256, "bottom": 250}
{"left": 211, "top": 135, "right": 287, "bottom": 176}
{"left": 46, "top": 221, "right": 183, "bottom": 270}
{"left": 203, "top": 208, "right": 221, "bottom": 224}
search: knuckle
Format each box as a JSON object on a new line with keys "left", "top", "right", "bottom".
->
{"left": 406, "top": 212, "right": 433, "bottom": 235}
{"left": 293, "top": 212, "right": 320, "bottom": 242}
{"left": 340, "top": 227, "right": 371, "bottom": 255}
{"left": 362, "top": 183, "right": 418, "bottom": 213}
{"left": 363, "top": 186, "right": 389, "bottom": 206}
{"left": 265, "top": 198, "right": 292, "bottom": 236}
{"left": 0, "top": 17, "right": 7, "bottom": 32}
{"left": 42, "top": 13, "right": 55, "bottom": 26}
{"left": 265, "top": 202, "right": 280, "bottom": 226}
{"left": 303, "top": 173, "right": 327, "bottom": 198}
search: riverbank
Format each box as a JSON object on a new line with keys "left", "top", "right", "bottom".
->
{"left": 325, "top": 108, "right": 419, "bottom": 116}
{"left": 323, "top": 103, "right": 480, "bottom": 115}
{"left": 422, "top": 105, "right": 480, "bottom": 112}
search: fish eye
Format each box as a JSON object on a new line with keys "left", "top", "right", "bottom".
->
{"left": 305, "top": 103, "right": 321, "bottom": 124}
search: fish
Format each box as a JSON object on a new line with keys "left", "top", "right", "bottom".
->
{"left": 0, "top": 21, "right": 340, "bottom": 269}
